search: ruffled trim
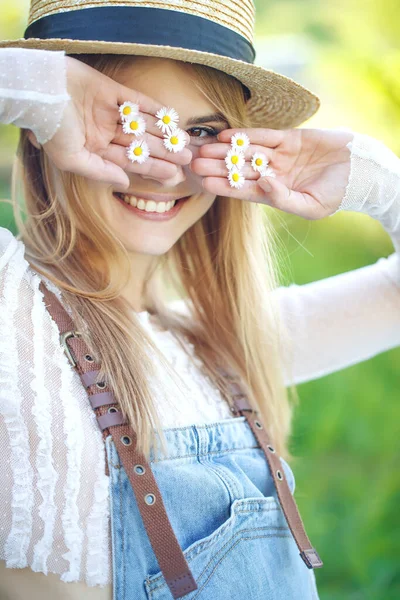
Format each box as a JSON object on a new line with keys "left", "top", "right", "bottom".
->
{"left": 0, "top": 238, "right": 34, "bottom": 567}
{"left": 38, "top": 280, "right": 85, "bottom": 582}
{"left": 85, "top": 467, "right": 111, "bottom": 586}
{"left": 30, "top": 277, "right": 59, "bottom": 574}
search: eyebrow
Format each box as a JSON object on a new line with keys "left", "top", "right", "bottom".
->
{"left": 185, "top": 113, "right": 229, "bottom": 127}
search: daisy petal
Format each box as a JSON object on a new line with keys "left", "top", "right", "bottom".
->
{"left": 126, "top": 139, "right": 150, "bottom": 164}
{"left": 228, "top": 168, "right": 245, "bottom": 189}
{"left": 155, "top": 106, "right": 180, "bottom": 134}
{"left": 163, "top": 128, "right": 187, "bottom": 153}
{"left": 122, "top": 115, "right": 147, "bottom": 136}
{"left": 231, "top": 132, "right": 250, "bottom": 152}
{"left": 225, "top": 149, "right": 246, "bottom": 171}
{"left": 119, "top": 101, "right": 140, "bottom": 121}
{"left": 251, "top": 152, "right": 269, "bottom": 173}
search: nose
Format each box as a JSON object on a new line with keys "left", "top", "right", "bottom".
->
{"left": 140, "top": 165, "right": 187, "bottom": 188}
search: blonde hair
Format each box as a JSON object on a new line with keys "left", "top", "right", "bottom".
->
{"left": 10, "top": 54, "right": 298, "bottom": 461}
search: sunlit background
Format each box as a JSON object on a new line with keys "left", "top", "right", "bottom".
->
{"left": 1, "top": 1, "right": 399, "bottom": 598}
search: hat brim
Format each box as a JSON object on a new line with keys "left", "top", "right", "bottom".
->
{"left": 0, "top": 37, "right": 320, "bottom": 129}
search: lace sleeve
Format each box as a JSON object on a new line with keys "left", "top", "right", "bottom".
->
{"left": 0, "top": 48, "right": 70, "bottom": 144}
{"left": 275, "top": 132, "right": 400, "bottom": 386}
{"left": 333, "top": 132, "right": 400, "bottom": 263}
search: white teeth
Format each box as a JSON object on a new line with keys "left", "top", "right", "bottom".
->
{"left": 120, "top": 194, "right": 177, "bottom": 213}
{"left": 145, "top": 201, "right": 157, "bottom": 212}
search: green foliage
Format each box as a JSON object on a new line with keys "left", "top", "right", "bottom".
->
{"left": 0, "top": 1, "right": 399, "bottom": 597}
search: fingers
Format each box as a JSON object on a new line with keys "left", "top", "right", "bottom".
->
{"left": 55, "top": 147, "right": 131, "bottom": 188}
{"left": 116, "top": 84, "right": 163, "bottom": 118}
{"left": 103, "top": 143, "right": 180, "bottom": 180}
{"left": 198, "top": 142, "right": 274, "bottom": 162}
{"left": 115, "top": 112, "right": 167, "bottom": 140}
{"left": 217, "top": 128, "right": 285, "bottom": 148}
{"left": 112, "top": 124, "right": 192, "bottom": 165}
{"left": 191, "top": 158, "right": 260, "bottom": 180}
{"left": 202, "top": 177, "right": 267, "bottom": 203}
{"left": 257, "top": 176, "right": 323, "bottom": 219}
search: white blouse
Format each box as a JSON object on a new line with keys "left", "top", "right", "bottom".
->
{"left": 0, "top": 48, "right": 399, "bottom": 597}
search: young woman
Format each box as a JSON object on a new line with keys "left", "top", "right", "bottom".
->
{"left": 0, "top": 2, "right": 399, "bottom": 599}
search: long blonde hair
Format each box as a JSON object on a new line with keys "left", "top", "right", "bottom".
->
{"left": 10, "top": 54, "right": 298, "bottom": 460}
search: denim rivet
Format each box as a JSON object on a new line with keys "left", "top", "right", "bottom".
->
{"left": 144, "top": 493, "right": 156, "bottom": 505}
{"left": 276, "top": 470, "right": 283, "bottom": 481}
{"left": 134, "top": 464, "right": 146, "bottom": 475}
{"left": 121, "top": 435, "right": 132, "bottom": 446}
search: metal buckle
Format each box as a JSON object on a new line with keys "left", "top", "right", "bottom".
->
{"left": 60, "top": 331, "right": 82, "bottom": 367}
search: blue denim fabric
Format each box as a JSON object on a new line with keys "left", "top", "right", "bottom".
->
{"left": 106, "top": 416, "right": 320, "bottom": 600}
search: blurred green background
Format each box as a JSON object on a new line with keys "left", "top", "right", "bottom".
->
{"left": 1, "top": 1, "right": 399, "bottom": 598}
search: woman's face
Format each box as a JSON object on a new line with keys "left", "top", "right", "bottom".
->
{"left": 97, "top": 57, "right": 228, "bottom": 257}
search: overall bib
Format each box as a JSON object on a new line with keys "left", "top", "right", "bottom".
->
{"left": 106, "top": 417, "right": 320, "bottom": 600}
{"left": 39, "top": 280, "right": 323, "bottom": 600}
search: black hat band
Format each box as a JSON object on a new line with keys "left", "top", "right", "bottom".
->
{"left": 24, "top": 6, "right": 256, "bottom": 64}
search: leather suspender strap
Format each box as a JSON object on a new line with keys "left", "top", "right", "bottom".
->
{"left": 40, "top": 278, "right": 322, "bottom": 598}
{"left": 39, "top": 282, "right": 197, "bottom": 599}
{"left": 216, "top": 368, "right": 323, "bottom": 570}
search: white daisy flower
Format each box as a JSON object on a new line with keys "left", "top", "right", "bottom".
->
{"left": 228, "top": 168, "right": 245, "bottom": 189}
{"left": 251, "top": 152, "right": 269, "bottom": 174}
{"left": 119, "top": 101, "right": 140, "bottom": 121}
{"left": 126, "top": 139, "right": 150, "bottom": 164}
{"left": 163, "top": 128, "right": 187, "bottom": 153}
{"left": 122, "top": 115, "right": 146, "bottom": 136}
{"left": 225, "top": 149, "right": 245, "bottom": 171}
{"left": 231, "top": 132, "right": 250, "bottom": 152}
{"left": 155, "top": 107, "right": 179, "bottom": 134}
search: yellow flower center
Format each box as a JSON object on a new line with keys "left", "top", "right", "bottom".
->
{"left": 123, "top": 106, "right": 131, "bottom": 116}
{"left": 237, "top": 139, "right": 244, "bottom": 146}
{"left": 255, "top": 158, "right": 263, "bottom": 166}
{"left": 232, "top": 173, "right": 240, "bottom": 182}
{"left": 163, "top": 115, "right": 171, "bottom": 124}
{"left": 130, "top": 121, "right": 139, "bottom": 130}
{"left": 170, "top": 136, "right": 179, "bottom": 145}
{"left": 133, "top": 147, "right": 143, "bottom": 156}
{"left": 231, "top": 155, "right": 239, "bottom": 165}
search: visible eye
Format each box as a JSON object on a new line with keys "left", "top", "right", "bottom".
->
{"left": 187, "top": 126, "right": 221, "bottom": 145}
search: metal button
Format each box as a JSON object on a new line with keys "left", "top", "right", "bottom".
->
{"left": 144, "top": 493, "right": 156, "bottom": 505}
{"left": 276, "top": 470, "right": 284, "bottom": 481}
{"left": 134, "top": 464, "right": 146, "bottom": 475}
{"left": 121, "top": 435, "right": 132, "bottom": 446}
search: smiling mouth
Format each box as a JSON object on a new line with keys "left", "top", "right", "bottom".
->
{"left": 114, "top": 192, "right": 189, "bottom": 213}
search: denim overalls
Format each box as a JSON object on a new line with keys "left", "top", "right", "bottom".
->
{"left": 105, "top": 416, "right": 320, "bottom": 600}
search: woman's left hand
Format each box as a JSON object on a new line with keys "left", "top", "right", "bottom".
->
{"left": 191, "top": 127, "right": 355, "bottom": 219}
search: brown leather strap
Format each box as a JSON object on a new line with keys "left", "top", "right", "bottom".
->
{"left": 39, "top": 282, "right": 197, "bottom": 599}
{"left": 217, "top": 368, "right": 323, "bottom": 569}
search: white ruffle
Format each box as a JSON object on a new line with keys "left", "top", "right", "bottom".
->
{"left": 0, "top": 239, "right": 34, "bottom": 568}
{"left": 30, "top": 276, "right": 59, "bottom": 574}
{"left": 37, "top": 280, "right": 86, "bottom": 583}
{"left": 85, "top": 470, "right": 111, "bottom": 587}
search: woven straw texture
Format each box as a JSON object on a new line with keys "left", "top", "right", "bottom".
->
{"left": 0, "top": 0, "right": 321, "bottom": 129}
{"left": 28, "top": 0, "right": 255, "bottom": 44}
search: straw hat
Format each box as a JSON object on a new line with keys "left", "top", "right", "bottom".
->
{"left": 0, "top": 0, "right": 320, "bottom": 129}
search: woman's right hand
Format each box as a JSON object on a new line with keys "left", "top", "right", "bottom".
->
{"left": 33, "top": 56, "right": 192, "bottom": 189}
